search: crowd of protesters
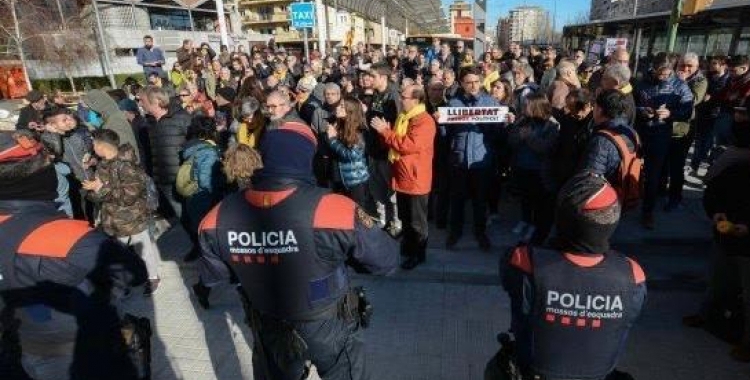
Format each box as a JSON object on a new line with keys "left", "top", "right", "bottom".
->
{"left": 12, "top": 34, "right": 750, "bottom": 361}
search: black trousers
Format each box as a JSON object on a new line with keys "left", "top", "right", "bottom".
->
{"left": 397, "top": 193, "right": 429, "bottom": 260}
{"left": 254, "top": 316, "right": 366, "bottom": 380}
{"left": 514, "top": 168, "right": 555, "bottom": 244}
{"left": 335, "top": 182, "right": 377, "bottom": 216}
{"left": 449, "top": 167, "right": 490, "bottom": 237}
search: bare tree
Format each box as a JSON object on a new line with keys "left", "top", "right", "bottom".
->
{"left": 0, "top": 0, "right": 96, "bottom": 92}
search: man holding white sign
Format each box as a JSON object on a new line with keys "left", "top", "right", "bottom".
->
{"left": 442, "top": 67, "right": 506, "bottom": 251}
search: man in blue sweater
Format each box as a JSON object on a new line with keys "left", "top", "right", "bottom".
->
{"left": 136, "top": 35, "right": 166, "bottom": 78}
{"left": 635, "top": 54, "right": 693, "bottom": 229}
{"left": 444, "top": 66, "right": 502, "bottom": 250}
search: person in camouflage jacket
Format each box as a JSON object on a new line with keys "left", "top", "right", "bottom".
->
{"left": 84, "top": 129, "right": 161, "bottom": 294}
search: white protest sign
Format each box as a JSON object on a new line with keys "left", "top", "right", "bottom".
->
{"left": 437, "top": 107, "right": 509, "bottom": 124}
{"left": 605, "top": 38, "right": 628, "bottom": 57}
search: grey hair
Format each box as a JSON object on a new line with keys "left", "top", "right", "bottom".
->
{"left": 682, "top": 52, "right": 700, "bottom": 64}
{"left": 556, "top": 60, "right": 577, "bottom": 77}
{"left": 267, "top": 90, "right": 291, "bottom": 107}
{"left": 240, "top": 97, "right": 260, "bottom": 117}
{"left": 324, "top": 82, "right": 341, "bottom": 93}
{"left": 603, "top": 64, "right": 632, "bottom": 85}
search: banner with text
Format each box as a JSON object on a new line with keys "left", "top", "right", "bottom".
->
{"left": 438, "top": 107, "right": 510, "bottom": 124}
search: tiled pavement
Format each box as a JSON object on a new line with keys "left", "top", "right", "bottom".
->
{"left": 121, "top": 187, "right": 750, "bottom": 380}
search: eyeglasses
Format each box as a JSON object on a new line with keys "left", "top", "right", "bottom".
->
{"left": 179, "top": 93, "right": 190, "bottom": 97}
{"left": 400, "top": 94, "right": 413, "bottom": 100}
{"left": 265, "top": 103, "right": 283, "bottom": 109}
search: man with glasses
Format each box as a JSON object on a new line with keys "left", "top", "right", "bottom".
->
{"left": 675, "top": 53, "right": 707, "bottom": 181}
{"left": 444, "top": 67, "right": 502, "bottom": 250}
{"left": 264, "top": 90, "right": 305, "bottom": 131}
{"left": 372, "top": 84, "right": 436, "bottom": 269}
{"left": 635, "top": 53, "right": 694, "bottom": 229}
{"left": 589, "top": 47, "right": 630, "bottom": 92}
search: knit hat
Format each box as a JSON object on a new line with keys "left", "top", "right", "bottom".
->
{"left": 554, "top": 173, "right": 621, "bottom": 254}
{"left": 255, "top": 122, "right": 317, "bottom": 184}
{"left": 216, "top": 87, "right": 237, "bottom": 103}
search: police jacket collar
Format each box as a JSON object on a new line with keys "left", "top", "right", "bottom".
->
{"left": 0, "top": 200, "right": 59, "bottom": 215}
{"left": 251, "top": 176, "right": 312, "bottom": 192}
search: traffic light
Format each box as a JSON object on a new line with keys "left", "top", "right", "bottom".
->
{"left": 682, "top": 0, "right": 714, "bottom": 16}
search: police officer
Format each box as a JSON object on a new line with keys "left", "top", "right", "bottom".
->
{"left": 499, "top": 173, "right": 646, "bottom": 380}
{"left": 195, "top": 120, "right": 399, "bottom": 380}
{"left": 0, "top": 130, "right": 147, "bottom": 380}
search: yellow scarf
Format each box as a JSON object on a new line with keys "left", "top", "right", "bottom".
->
{"left": 620, "top": 83, "right": 633, "bottom": 95}
{"left": 238, "top": 121, "right": 264, "bottom": 148}
{"left": 483, "top": 71, "right": 500, "bottom": 92}
{"left": 388, "top": 104, "right": 426, "bottom": 163}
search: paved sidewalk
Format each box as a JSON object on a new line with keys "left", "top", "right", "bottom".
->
{"left": 120, "top": 189, "right": 750, "bottom": 380}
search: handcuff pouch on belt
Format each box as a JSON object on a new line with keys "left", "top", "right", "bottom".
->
{"left": 337, "top": 286, "right": 372, "bottom": 328}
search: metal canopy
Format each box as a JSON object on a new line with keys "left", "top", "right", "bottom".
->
{"left": 330, "top": 0, "right": 445, "bottom": 33}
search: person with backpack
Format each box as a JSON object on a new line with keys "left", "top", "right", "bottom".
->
{"left": 179, "top": 116, "right": 224, "bottom": 258}
{"left": 579, "top": 89, "right": 641, "bottom": 209}
{"left": 83, "top": 129, "right": 161, "bottom": 295}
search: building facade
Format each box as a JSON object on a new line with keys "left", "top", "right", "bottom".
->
{"left": 238, "top": 0, "right": 398, "bottom": 50}
{"left": 508, "top": 5, "right": 550, "bottom": 44}
{"left": 589, "top": 0, "right": 672, "bottom": 21}
{"left": 24, "top": 0, "right": 264, "bottom": 80}
{"left": 449, "top": 0, "right": 486, "bottom": 55}
{"left": 496, "top": 17, "right": 511, "bottom": 49}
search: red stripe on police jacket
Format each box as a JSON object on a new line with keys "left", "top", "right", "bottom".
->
{"left": 18, "top": 220, "right": 91, "bottom": 258}
{"left": 199, "top": 203, "right": 221, "bottom": 233}
{"left": 313, "top": 194, "right": 355, "bottom": 230}
{"left": 245, "top": 188, "right": 296, "bottom": 208}
{"left": 627, "top": 258, "right": 646, "bottom": 284}
{"left": 509, "top": 246, "right": 533, "bottom": 274}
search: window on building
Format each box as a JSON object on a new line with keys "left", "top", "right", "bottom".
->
{"left": 148, "top": 8, "right": 191, "bottom": 31}
{"left": 114, "top": 48, "right": 136, "bottom": 57}
{"left": 706, "top": 28, "right": 733, "bottom": 56}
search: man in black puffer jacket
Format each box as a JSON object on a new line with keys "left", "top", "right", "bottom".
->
{"left": 139, "top": 85, "right": 192, "bottom": 220}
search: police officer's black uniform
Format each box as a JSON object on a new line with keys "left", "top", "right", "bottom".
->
{"left": 197, "top": 123, "right": 399, "bottom": 380}
{"left": 499, "top": 174, "right": 647, "bottom": 380}
{"left": 0, "top": 130, "right": 147, "bottom": 380}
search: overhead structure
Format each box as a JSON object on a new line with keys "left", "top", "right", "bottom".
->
{"left": 330, "top": 0, "right": 446, "bottom": 34}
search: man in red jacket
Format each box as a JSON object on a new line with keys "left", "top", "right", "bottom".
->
{"left": 372, "top": 84, "right": 437, "bottom": 270}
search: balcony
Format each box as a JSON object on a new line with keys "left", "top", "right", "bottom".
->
{"left": 242, "top": 12, "right": 290, "bottom": 25}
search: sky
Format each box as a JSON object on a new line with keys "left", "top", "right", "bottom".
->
{"left": 441, "top": 0, "right": 591, "bottom": 32}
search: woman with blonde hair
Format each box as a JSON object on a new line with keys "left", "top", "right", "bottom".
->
{"left": 223, "top": 143, "right": 263, "bottom": 191}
